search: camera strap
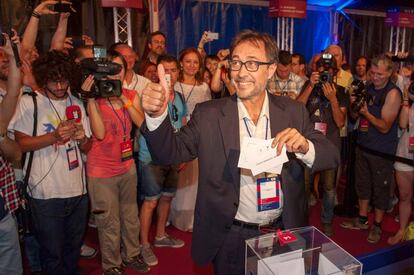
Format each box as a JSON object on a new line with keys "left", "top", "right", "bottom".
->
{"left": 21, "top": 91, "right": 38, "bottom": 193}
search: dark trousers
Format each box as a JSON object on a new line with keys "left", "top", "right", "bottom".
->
{"left": 31, "top": 194, "right": 88, "bottom": 275}
{"left": 213, "top": 219, "right": 283, "bottom": 275}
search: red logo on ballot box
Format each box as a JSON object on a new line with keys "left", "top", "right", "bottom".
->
{"left": 277, "top": 230, "right": 297, "bottom": 245}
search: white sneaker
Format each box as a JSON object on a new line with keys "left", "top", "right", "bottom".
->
{"left": 80, "top": 244, "right": 97, "bottom": 258}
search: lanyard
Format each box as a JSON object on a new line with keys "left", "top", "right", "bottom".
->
{"left": 108, "top": 99, "right": 128, "bottom": 140}
{"left": 179, "top": 82, "right": 196, "bottom": 104}
{"left": 243, "top": 116, "right": 269, "bottom": 139}
{"left": 45, "top": 90, "right": 73, "bottom": 122}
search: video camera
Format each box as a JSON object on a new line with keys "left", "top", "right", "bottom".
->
{"left": 79, "top": 46, "right": 122, "bottom": 99}
{"left": 316, "top": 53, "right": 337, "bottom": 86}
{"left": 350, "top": 79, "right": 371, "bottom": 113}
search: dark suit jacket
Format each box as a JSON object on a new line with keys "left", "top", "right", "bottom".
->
{"left": 141, "top": 93, "right": 340, "bottom": 266}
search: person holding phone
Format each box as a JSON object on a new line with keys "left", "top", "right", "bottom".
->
{"left": 12, "top": 50, "right": 90, "bottom": 275}
{"left": 83, "top": 50, "right": 149, "bottom": 274}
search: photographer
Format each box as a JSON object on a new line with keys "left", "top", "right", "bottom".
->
{"left": 297, "top": 54, "right": 348, "bottom": 236}
{"left": 12, "top": 50, "right": 91, "bottom": 274}
{"left": 341, "top": 54, "right": 401, "bottom": 244}
{"left": 83, "top": 50, "right": 149, "bottom": 274}
{"left": 267, "top": 50, "right": 305, "bottom": 99}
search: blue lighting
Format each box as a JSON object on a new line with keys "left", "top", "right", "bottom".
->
{"left": 307, "top": 0, "right": 343, "bottom": 7}
{"left": 336, "top": 0, "right": 355, "bottom": 11}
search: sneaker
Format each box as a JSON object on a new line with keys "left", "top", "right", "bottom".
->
{"left": 80, "top": 244, "right": 97, "bottom": 258}
{"left": 340, "top": 218, "right": 369, "bottom": 230}
{"left": 367, "top": 224, "right": 382, "bottom": 243}
{"left": 322, "top": 223, "right": 334, "bottom": 237}
{"left": 103, "top": 267, "right": 125, "bottom": 275}
{"left": 154, "top": 234, "right": 185, "bottom": 248}
{"left": 140, "top": 244, "right": 158, "bottom": 266}
{"left": 123, "top": 255, "right": 150, "bottom": 273}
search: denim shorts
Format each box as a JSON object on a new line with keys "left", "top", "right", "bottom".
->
{"left": 138, "top": 161, "right": 179, "bottom": 200}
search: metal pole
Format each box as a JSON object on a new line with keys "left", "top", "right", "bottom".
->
{"left": 395, "top": 27, "right": 400, "bottom": 54}
{"left": 126, "top": 8, "right": 132, "bottom": 47}
{"left": 277, "top": 17, "right": 280, "bottom": 49}
{"left": 113, "top": 7, "right": 119, "bottom": 42}
{"left": 402, "top": 27, "right": 406, "bottom": 53}
{"left": 389, "top": 27, "right": 394, "bottom": 53}
{"left": 290, "top": 18, "right": 294, "bottom": 52}
{"left": 281, "top": 17, "right": 285, "bottom": 50}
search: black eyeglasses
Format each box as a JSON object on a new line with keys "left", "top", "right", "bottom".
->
{"left": 170, "top": 105, "right": 178, "bottom": 122}
{"left": 228, "top": 60, "right": 274, "bottom": 72}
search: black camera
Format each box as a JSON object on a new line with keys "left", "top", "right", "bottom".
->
{"left": 80, "top": 46, "right": 122, "bottom": 98}
{"left": 316, "top": 53, "right": 336, "bottom": 86}
{"left": 350, "top": 80, "right": 371, "bottom": 113}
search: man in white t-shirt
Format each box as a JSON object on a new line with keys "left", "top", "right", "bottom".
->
{"left": 11, "top": 50, "right": 91, "bottom": 274}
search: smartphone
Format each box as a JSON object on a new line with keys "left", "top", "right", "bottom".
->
{"left": 93, "top": 45, "right": 106, "bottom": 59}
{"left": 207, "top": 32, "right": 219, "bottom": 40}
{"left": 54, "top": 3, "right": 72, "bottom": 13}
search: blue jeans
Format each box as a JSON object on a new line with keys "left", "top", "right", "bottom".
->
{"left": 0, "top": 212, "right": 22, "bottom": 274}
{"left": 320, "top": 169, "right": 337, "bottom": 224}
{"left": 31, "top": 195, "right": 88, "bottom": 275}
{"left": 24, "top": 234, "right": 42, "bottom": 272}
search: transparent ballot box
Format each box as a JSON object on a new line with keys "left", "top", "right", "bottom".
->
{"left": 245, "top": 226, "right": 362, "bottom": 275}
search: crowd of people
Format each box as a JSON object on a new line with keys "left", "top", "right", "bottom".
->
{"left": 0, "top": 1, "right": 414, "bottom": 275}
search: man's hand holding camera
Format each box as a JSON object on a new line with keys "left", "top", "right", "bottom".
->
{"left": 322, "top": 83, "right": 337, "bottom": 103}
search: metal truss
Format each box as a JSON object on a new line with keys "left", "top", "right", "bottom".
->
{"left": 276, "top": 17, "right": 294, "bottom": 52}
{"left": 389, "top": 26, "right": 407, "bottom": 54}
{"left": 113, "top": 7, "right": 133, "bottom": 47}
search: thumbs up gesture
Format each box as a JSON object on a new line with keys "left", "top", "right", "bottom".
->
{"left": 141, "top": 64, "right": 170, "bottom": 117}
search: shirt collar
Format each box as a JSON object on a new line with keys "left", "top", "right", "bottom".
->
{"left": 237, "top": 92, "right": 270, "bottom": 123}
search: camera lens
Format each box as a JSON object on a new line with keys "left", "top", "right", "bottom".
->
{"left": 409, "top": 83, "right": 414, "bottom": 96}
{"left": 102, "top": 82, "right": 114, "bottom": 92}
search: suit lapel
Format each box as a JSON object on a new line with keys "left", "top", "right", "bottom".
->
{"left": 218, "top": 95, "right": 241, "bottom": 192}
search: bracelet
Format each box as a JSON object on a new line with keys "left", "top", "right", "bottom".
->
{"left": 123, "top": 100, "right": 133, "bottom": 109}
{"left": 32, "top": 11, "right": 41, "bottom": 19}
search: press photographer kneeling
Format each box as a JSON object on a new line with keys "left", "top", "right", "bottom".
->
{"left": 297, "top": 53, "right": 348, "bottom": 237}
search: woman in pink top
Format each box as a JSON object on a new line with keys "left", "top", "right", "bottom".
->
{"left": 83, "top": 50, "right": 149, "bottom": 274}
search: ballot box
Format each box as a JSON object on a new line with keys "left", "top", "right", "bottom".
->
{"left": 245, "top": 226, "right": 362, "bottom": 275}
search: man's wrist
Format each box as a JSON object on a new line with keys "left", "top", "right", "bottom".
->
{"left": 32, "top": 10, "right": 41, "bottom": 18}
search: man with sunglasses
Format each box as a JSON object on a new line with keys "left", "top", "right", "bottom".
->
{"left": 137, "top": 55, "right": 187, "bottom": 267}
{"left": 140, "top": 30, "right": 339, "bottom": 274}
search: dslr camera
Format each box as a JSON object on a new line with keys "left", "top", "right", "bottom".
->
{"left": 350, "top": 79, "right": 371, "bottom": 113}
{"left": 80, "top": 46, "right": 122, "bottom": 98}
{"left": 316, "top": 53, "right": 336, "bottom": 86}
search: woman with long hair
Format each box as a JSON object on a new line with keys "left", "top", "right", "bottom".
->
{"left": 170, "top": 48, "right": 211, "bottom": 231}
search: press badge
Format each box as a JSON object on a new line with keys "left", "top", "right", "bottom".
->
{"left": 359, "top": 118, "right": 369, "bottom": 132}
{"left": 257, "top": 176, "right": 281, "bottom": 212}
{"left": 409, "top": 136, "right": 414, "bottom": 152}
{"left": 66, "top": 146, "right": 79, "bottom": 170}
{"left": 120, "top": 139, "right": 133, "bottom": 161}
{"left": 315, "top": 122, "right": 327, "bottom": 136}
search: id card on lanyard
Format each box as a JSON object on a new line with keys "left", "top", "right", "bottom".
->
{"left": 66, "top": 143, "right": 79, "bottom": 170}
{"left": 257, "top": 176, "right": 281, "bottom": 212}
{"left": 108, "top": 99, "right": 133, "bottom": 162}
{"left": 359, "top": 118, "right": 369, "bottom": 132}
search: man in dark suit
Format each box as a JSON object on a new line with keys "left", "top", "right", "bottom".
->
{"left": 140, "top": 30, "right": 340, "bottom": 275}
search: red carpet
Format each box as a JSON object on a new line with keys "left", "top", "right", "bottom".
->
{"left": 70, "top": 201, "right": 400, "bottom": 275}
